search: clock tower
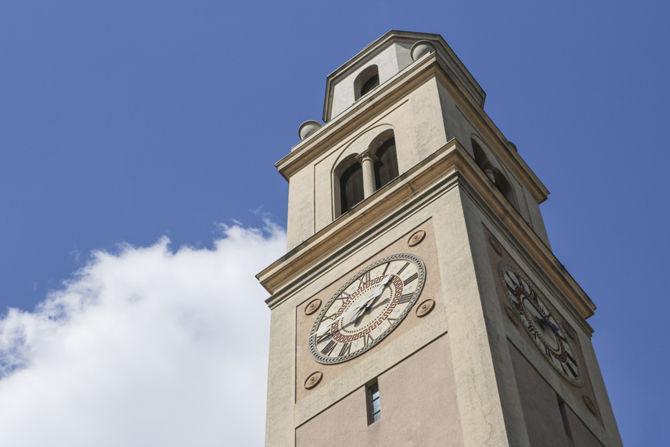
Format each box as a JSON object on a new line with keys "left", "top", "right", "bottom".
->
{"left": 256, "top": 30, "right": 622, "bottom": 446}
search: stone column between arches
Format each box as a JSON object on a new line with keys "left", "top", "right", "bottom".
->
{"left": 359, "top": 151, "right": 376, "bottom": 198}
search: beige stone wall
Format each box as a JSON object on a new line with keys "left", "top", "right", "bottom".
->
{"left": 265, "top": 299, "right": 295, "bottom": 447}
{"left": 266, "top": 184, "right": 514, "bottom": 446}
{"left": 565, "top": 404, "right": 604, "bottom": 447}
{"left": 287, "top": 75, "right": 449, "bottom": 249}
{"left": 295, "top": 219, "right": 442, "bottom": 402}
{"left": 459, "top": 188, "right": 622, "bottom": 446}
{"left": 485, "top": 226, "right": 602, "bottom": 415}
{"left": 268, "top": 146, "right": 621, "bottom": 447}
{"left": 436, "top": 80, "right": 550, "bottom": 245}
{"left": 286, "top": 167, "right": 315, "bottom": 251}
{"left": 266, "top": 173, "right": 624, "bottom": 446}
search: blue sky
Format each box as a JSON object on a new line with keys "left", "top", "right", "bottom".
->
{"left": 0, "top": 0, "right": 668, "bottom": 445}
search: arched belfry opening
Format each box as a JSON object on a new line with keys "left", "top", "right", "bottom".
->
{"left": 354, "top": 65, "right": 380, "bottom": 99}
{"left": 371, "top": 131, "right": 399, "bottom": 189}
{"left": 336, "top": 157, "right": 364, "bottom": 216}
{"left": 472, "top": 139, "right": 490, "bottom": 171}
{"left": 333, "top": 130, "right": 399, "bottom": 218}
{"left": 471, "top": 138, "right": 518, "bottom": 210}
{"left": 492, "top": 171, "right": 517, "bottom": 209}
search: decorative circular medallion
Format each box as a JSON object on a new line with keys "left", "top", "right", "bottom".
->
{"left": 583, "top": 395, "right": 598, "bottom": 415}
{"left": 309, "top": 253, "right": 426, "bottom": 365}
{"left": 500, "top": 265, "right": 581, "bottom": 385}
{"left": 415, "top": 299, "right": 435, "bottom": 317}
{"left": 304, "top": 371, "right": 323, "bottom": 390}
{"left": 407, "top": 230, "right": 426, "bottom": 247}
{"left": 304, "top": 298, "right": 322, "bottom": 315}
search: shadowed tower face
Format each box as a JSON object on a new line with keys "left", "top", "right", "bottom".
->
{"left": 257, "top": 30, "right": 622, "bottom": 447}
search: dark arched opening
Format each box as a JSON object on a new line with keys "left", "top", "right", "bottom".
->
{"left": 354, "top": 66, "right": 380, "bottom": 99}
{"left": 339, "top": 162, "right": 364, "bottom": 215}
{"left": 471, "top": 138, "right": 518, "bottom": 210}
{"left": 373, "top": 137, "right": 399, "bottom": 189}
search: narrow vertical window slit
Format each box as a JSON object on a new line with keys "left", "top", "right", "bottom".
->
{"left": 366, "top": 379, "right": 381, "bottom": 425}
{"left": 557, "top": 395, "right": 574, "bottom": 446}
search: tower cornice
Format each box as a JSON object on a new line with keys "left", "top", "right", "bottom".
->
{"left": 259, "top": 139, "right": 595, "bottom": 331}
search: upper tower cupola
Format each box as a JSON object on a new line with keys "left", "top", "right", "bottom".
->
{"left": 322, "top": 30, "right": 485, "bottom": 122}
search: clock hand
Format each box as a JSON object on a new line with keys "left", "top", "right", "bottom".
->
{"left": 316, "top": 312, "right": 349, "bottom": 339}
{"left": 352, "top": 276, "right": 394, "bottom": 325}
{"left": 368, "top": 275, "right": 393, "bottom": 299}
{"left": 524, "top": 293, "right": 547, "bottom": 316}
{"left": 361, "top": 275, "right": 394, "bottom": 310}
{"left": 353, "top": 309, "right": 368, "bottom": 327}
{"left": 524, "top": 297, "right": 550, "bottom": 326}
{"left": 348, "top": 298, "right": 392, "bottom": 329}
{"left": 525, "top": 298, "right": 561, "bottom": 335}
{"left": 338, "top": 301, "right": 370, "bottom": 329}
{"left": 330, "top": 309, "right": 371, "bottom": 333}
{"left": 543, "top": 317, "right": 562, "bottom": 336}
{"left": 371, "top": 297, "right": 390, "bottom": 310}
{"left": 326, "top": 298, "right": 389, "bottom": 338}
{"left": 353, "top": 294, "right": 395, "bottom": 329}
{"left": 322, "top": 275, "right": 395, "bottom": 335}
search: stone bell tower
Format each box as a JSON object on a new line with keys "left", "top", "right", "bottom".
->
{"left": 256, "top": 30, "right": 622, "bottom": 446}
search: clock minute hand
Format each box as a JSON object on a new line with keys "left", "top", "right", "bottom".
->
{"left": 352, "top": 275, "right": 394, "bottom": 325}
{"left": 369, "top": 297, "right": 390, "bottom": 312}
{"left": 364, "top": 275, "right": 394, "bottom": 308}
{"left": 316, "top": 311, "right": 350, "bottom": 339}
{"left": 316, "top": 275, "right": 396, "bottom": 339}
{"left": 344, "top": 298, "right": 391, "bottom": 331}
{"left": 345, "top": 276, "right": 389, "bottom": 324}
{"left": 347, "top": 303, "right": 370, "bottom": 326}
{"left": 542, "top": 317, "right": 561, "bottom": 335}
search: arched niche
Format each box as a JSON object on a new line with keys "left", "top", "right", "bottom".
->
{"left": 330, "top": 125, "right": 395, "bottom": 218}
{"left": 369, "top": 129, "right": 399, "bottom": 189}
{"left": 333, "top": 155, "right": 364, "bottom": 217}
{"left": 354, "top": 65, "right": 380, "bottom": 100}
{"left": 470, "top": 135, "right": 519, "bottom": 211}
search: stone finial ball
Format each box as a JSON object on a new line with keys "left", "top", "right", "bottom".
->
{"left": 298, "top": 120, "right": 322, "bottom": 140}
{"left": 410, "top": 40, "right": 435, "bottom": 61}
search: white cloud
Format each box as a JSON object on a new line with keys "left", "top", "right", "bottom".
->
{"left": 0, "top": 223, "right": 285, "bottom": 447}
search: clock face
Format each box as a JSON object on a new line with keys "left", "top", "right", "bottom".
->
{"left": 501, "top": 267, "right": 580, "bottom": 384}
{"left": 309, "top": 253, "right": 426, "bottom": 364}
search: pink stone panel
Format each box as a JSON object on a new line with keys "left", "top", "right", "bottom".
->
{"left": 509, "top": 342, "right": 571, "bottom": 447}
{"left": 296, "top": 335, "right": 463, "bottom": 447}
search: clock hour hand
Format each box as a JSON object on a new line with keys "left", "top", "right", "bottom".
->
{"left": 525, "top": 297, "right": 561, "bottom": 334}
{"left": 353, "top": 290, "right": 390, "bottom": 327}
{"left": 360, "top": 275, "right": 394, "bottom": 310}
{"left": 347, "top": 298, "right": 391, "bottom": 329}
{"left": 367, "top": 297, "right": 390, "bottom": 313}
{"left": 315, "top": 312, "right": 349, "bottom": 339}
{"left": 322, "top": 275, "right": 394, "bottom": 335}
{"left": 352, "top": 275, "right": 393, "bottom": 324}
{"left": 542, "top": 317, "right": 562, "bottom": 335}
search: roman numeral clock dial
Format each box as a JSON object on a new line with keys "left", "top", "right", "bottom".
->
{"left": 501, "top": 267, "right": 581, "bottom": 384}
{"left": 309, "top": 253, "right": 426, "bottom": 364}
